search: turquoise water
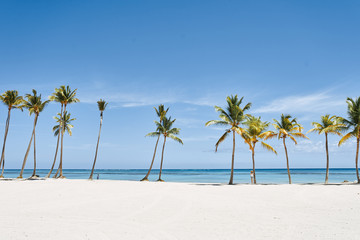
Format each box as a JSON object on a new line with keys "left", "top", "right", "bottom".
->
{"left": 2, "top": 169, "right": 358, "bottom": 184}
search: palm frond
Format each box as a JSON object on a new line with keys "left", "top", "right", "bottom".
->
{"left": 338, "top": 132, "right": 354, "bottom": 146}
{"left": 215, "top": 130, "right": 230, "bottom": 152}
{"left": 261, "top": 142, "right": 277, "bottom": 154}
{"left": 167, "top": 134, "right": 183, "bottom": 144}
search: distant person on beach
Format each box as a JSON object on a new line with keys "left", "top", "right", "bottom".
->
{"left": 250, "top": 171, "right": 254, "bottom": 184}
{"left": 97, "top": 174, "right": 100, "bottom": 180}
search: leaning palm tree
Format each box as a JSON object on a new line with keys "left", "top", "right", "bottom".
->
{"left": 271, "top": 114, "right": 308, "bottom": 184}
{"left": 338, "top": 97, "right": 360, "bottom": 183}
{"left": 141, "top": 104, "right": 169, "bottom": 181}
{"left": 151, "top": 116, "right": 183, "bottom": 182}
{"left": 205, "top": 95, "right": 251, "bottom": 185}
{"left": 89, "top": 99, "right": 108, "bottom": 180}
{"left": 18, "top": 90, "right": 50, "bottom": 179}
{"left": 47, "top": 112, "right": 75, "bottom": 178}
{"left": 308, "top": 115, "right": 344, "bottom": 184}
{"left": 0, "top": 90, "right": 24, "bottom": 178}
{"left": 242, "top": 116, "right": 277, "bottom": 184}
{"left": 50, "top": 86, "right": 79, "bottom": 178}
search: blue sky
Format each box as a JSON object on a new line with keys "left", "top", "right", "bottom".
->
{"left": 0, "top": 0, "right": 359, "bottom": 170}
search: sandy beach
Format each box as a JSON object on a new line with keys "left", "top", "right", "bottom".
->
{"left": 0, "top": 179, "right": 359, "bottom": 240}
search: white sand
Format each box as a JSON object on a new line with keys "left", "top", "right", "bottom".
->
{"left": 0, "top": 179, "right": 359, "bottom": 240}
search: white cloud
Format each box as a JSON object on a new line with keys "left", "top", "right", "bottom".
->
{"left": 253, "top": 92, "right": 345, "bottom": 114}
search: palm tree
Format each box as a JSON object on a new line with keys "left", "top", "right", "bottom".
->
{"left": 205, "top": 95, "right": 251, "bottom": 185}
{"left": 0, "top": 90, "right": 24, "bottom": 178}
{"left": 18, "top": 90, "right": 50, "bottom": 179}
{"left": 338, "top": 97, "right": 360, "bottom": 183}
{"left": 242, "top": 116, "right": 277, "bottom": 184}
{"left": 149, "top": 116, "right": 183, "bottom": 182}
{"left": 89, "top": 99, "right": 108, "bottom": 180}
{"left": 46, "top": 112, "right": 75, "bottom": 178}
{"left": 272, "top": 114, "right": 308, "bottom": 184}
{"left": 50, "top": 86, "right": 79, "bottom": 178}
{"left": 308, "top": 115, "right": 344, "bottom": 184}
{"left": 141, "top": 104, "right": 169, "bottom": 181}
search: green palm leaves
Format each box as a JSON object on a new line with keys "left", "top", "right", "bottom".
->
{"left": 50, "top": 85, "right": 80, "bottom": 106}
{"left": 206, "top": 95, "right": 251, "bottom": 185}
{"left": 338, "top": 97, "right": 360, "bottom": 183}
{"left": 23, "top": 90, "right": 50, "bottom": 116}
{"left": 97, "top": 99, "right": 108, "bottom": 112}
{"left": 0, "top": 90, "right": 24, "bottom": 110}
{"left": 308, "top": 115, "right": 344, "bottom": 184}
{"left": 53, "top": 112, "right": 76, "bottom": 137}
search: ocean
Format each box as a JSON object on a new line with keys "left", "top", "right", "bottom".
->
{"left": 1, "top": 168, "right": 358, "bottom": 184}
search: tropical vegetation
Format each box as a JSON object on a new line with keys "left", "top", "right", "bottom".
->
{"left": 0, "top": 88, "right": 359, "bottom": 185}
{"left": 141, "top": 104, "right": 169, "bottom": 181}
{"left": 48, "top": 111, "right": 76, "bottom": 178}
{"left": 18, "top": 90, "right": 50, "bottom": 179}
{"left": 147, "top": 116, "right": 183, "bottom": 182}
{"left": 271, "top": 114, "right": 308, "bottom": 184}
{"left": 242, "top": 116, "right": 277, "bottom": 184}
{"left": 0, "top": 90, "right": 24, "bottom": 178}
{"left": 338, "top": 97, "right": 360, "bottom": 183}
{"left": 205, "top": 95, "right": 251, "bottom": 185}
{"left": 49, "top": 86, "right": 79, "bottom": 178}
{"left": 89, "top": 99, "right": 108, "bottom": 180}
{"left": 308, "top": 115, "right": 344, "bottom": 183}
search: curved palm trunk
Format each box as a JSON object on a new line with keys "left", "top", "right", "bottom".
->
{"left": 18, "top": 115, "right": 38, "bottom": 178}
{"left": 31, "top": 125, "right": 37, "bottom": 177}
{"left": 46, "top": 133, "right": 60, "bottom": 178}
{"left": 58, "top": 105, "right": 67, "bottom": 178}
{"left": 157, "top": 136, "right": 167, "bottom": 181}
{"left": 58, "top": 127, "right": 65, "bottom": 178}
{"left": 0, "top": 109, "right": 11, "bottom": 178}
{"left": 141, "top": 134, "right": 161, "bottom": 181}
{"left": 325, "top": 133, "right": 330, "bottom": 184}
{"left": 356, "top": 137, "right": 360, "bottom": 183}
{"left": 53, "top": 161, "right": 60, "bottom": 178}
{"left": 89, "top": 114, "right": 103, "bottom": 180}
{"left": 229, "top": 130, "right": 235, "bottom": 185}
{"left": 46, "top": 104, "right": 63, "bottom": 178}
{"left": 251, "top": 143, "right": 256, "bottom": 184}
{"left": 283, "top": 137, "right": 291, "bottom": 184}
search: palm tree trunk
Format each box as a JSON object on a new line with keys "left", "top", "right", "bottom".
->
{"left": 157, "top": 136, "right": 167, "bottom": 181}
{"left": 325, "top": 133, "right": 329, "bottom": 184}
{"left": 252, "top": 144, "right": 256, "bottom": 184}
{"left": 229, "top": 130, "right": 235, "bottom": 185}
{"left": 58, "top": 128, "right": 65, "bottom": 178}
{"left": 283, "top": 137, "right": 291, "bottom": 184}
{"left": 0, "top": 109, "right": 11, "bottom": 178}
{"left": 89, "top": 114, "right": 103, "bottom": 180}
{"left": 18, "top": 114, "right": 38, "bottom": 178}
{"left": 53, "top": 161, "right": 60, "bottom": 178}
{"left": 58, "top": 105, "right": 66, "bottom": 178}
{"left": 31, "top": 122, "right": 37, "bottom": 177}
{"left": 46, "top": 133, "right": 60, "bottom": 178}
{"left": 46, "top": 104, "right": 63, "bottom": 178}
{"left": 141, "top": 134, "right": 161, "bottom": 181}
{"left": 356, "top": 137, "right": 360, "bottom": 183}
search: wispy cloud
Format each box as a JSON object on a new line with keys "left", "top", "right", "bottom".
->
{"left": 79, "top": 92, "right": 176, "bottom": 108}
{"left": 253, "top": 92, "right": 345, "bottom": 114}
